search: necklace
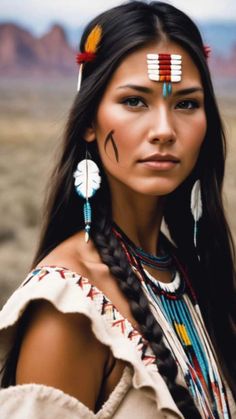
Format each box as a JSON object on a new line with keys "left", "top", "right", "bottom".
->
{"left": 112, "top": 222, "right": 174, "bottom": 271}
{"left": 112, "top": 223, "right": 230, "bottom": 419}
{"left": 143, "top": 266, "right": 185, "bottom": 297}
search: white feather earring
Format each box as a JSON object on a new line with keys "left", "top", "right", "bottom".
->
{"left": 73, "top": 151, "right": 101, "bottom": 242}
{"left": 190, "top": 180, "right": 203, "bottom": 252}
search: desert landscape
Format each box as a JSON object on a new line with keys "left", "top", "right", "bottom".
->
{"left": 0, "top": 22, "right": 236, "bottom": 308}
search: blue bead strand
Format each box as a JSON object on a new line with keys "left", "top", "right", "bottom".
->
{"left": 145, "top": 276, "right": 210, "bottom": 386}
{"left": 177, "top": 299, "right": 209, "bottom": 383}
{"left": 146, "top": 283, "right": 208, "bottom": 402}
{"left": 164, "top": 296, "right": 210, "bottom": 386}
{"left": 83, "top": 201, "right": 91, "bottom": 224}
{"left": 83, "top": 201, "right": 92, "bottom": 239}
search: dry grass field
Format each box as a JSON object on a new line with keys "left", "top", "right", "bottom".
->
{"left": 0, "top": 77, "right": 235, "bottom": 308}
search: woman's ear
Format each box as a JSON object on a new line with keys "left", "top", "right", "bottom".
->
{"left": 84, "top": 125, "right": 96, "bottom": 143}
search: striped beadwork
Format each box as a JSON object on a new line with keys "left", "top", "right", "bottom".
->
{"left": 112, "top": 225, "right": 230, "bottom": 419}
{"left": 147, "top": 53, "right": 182, "bottom": 98}
{"left": 142, "top": 268, "right": 230, "bottom": 419}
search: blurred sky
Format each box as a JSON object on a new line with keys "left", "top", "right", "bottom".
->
{"left": 1, "top": 0, "right": 236, "bottom": 36}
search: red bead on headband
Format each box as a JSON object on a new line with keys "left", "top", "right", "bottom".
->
{"left": 203, "top": 45, "right": 211, "bottom": 59}
{"left": 76, "top": 24, "right": 102, "bottom": 91}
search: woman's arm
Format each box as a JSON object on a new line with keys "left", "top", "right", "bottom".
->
{"left": 15, "top": 299, "right": 110, "bottom": 412}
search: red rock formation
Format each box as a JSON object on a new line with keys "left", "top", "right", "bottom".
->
{"left": 0, "top": 23, "right": 75, "bottom": 76}
{"left": 0, "top": 24, "right": 38, "bottom": 71}
{"left": 39, "top": 24, "right": 75, "bottom": 73}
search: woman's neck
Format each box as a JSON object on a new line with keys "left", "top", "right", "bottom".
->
{"left": 111, "top": 189, "right": 165, "bottom": 255}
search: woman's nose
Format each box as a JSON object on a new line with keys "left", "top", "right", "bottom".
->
{"left": 148, "top": 107, "right": 176, "bottom": 145}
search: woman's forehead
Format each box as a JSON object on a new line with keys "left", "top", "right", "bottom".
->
{"left": 106, "top": 41, "right": 202, "bottom": 91}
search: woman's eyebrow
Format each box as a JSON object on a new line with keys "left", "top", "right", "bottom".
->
{"left": 117, "top": 84, "right": 153, "bottom": 94}
{"left": 116, "top": 84, "right": 204, "bottom": 96}
{"left": 173, "top": 87, "right": 204, "bottom": 96}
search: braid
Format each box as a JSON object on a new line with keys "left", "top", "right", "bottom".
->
{"left": 92, "top": 219, "right": 201, "bottom": 418}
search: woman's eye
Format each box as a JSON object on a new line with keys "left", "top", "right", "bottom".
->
{"left": 122, "top": 97, "right": 146, "bottom": 108}
{"left": 176, "top": 100, "right": 199, "bottom": 110}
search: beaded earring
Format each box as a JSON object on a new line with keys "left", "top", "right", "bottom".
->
{"left": 73, "top": 150, "right": 101, "bottom": 242}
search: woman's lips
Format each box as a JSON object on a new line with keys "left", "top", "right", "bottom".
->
{"left": 140, "top": 160, "right": 179, "bottom": 170}
{"left": 138, "top": 154, "right": 180, "bottom": 171}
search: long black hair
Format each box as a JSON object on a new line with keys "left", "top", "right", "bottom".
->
{"left": 1, "top": 1, "right": 235, "bottom": 416}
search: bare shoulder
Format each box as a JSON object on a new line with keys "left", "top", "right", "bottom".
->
{"left": 36, "top": 231, "right": 138, "bottom": 330}
{"left": 16, "top": 299, "right": 109, "bottom": 411}
{"left": 36, "top": 230, "right": 107, "bottom": 280}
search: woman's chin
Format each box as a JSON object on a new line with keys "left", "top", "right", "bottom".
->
{"left": 130, "top": 182, "right": 182, "bottom": 197}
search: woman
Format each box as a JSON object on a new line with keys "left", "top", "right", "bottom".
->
{"left": 0, "top": 1, "right": 235, "bottom": 418}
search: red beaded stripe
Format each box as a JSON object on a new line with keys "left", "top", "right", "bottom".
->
{"left": 158, "top": 60, "right": 171, "bottom": 65}
{"left": 159, "top": 70, "right": 171, "bottom": 75}
{"left": 159, "top": 65, "right": 178, "bottom": 69}
{"left": 158, "top": 54, "right": 171, "bottom": 58}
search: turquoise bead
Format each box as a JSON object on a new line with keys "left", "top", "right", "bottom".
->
{"left": 162, "top": 82, "right": 168, "bottom": 98}
{"left": 167, "top": 82, "right": 172, "bottom": 95}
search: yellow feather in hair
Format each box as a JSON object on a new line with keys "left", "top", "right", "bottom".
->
{"left": 85, "top": 24, "right": 102, "bottom": 53}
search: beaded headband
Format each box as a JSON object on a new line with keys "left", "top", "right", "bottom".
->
{"left": 147, "top": 53, "right": 182, "bottom": 98}
{"left": 76, "top": 24, "right": 102, "bottom": 91}
{"left": 147, "top": 46, "right": 211, "bottom": 98}
{"left": 75, "top": 23, "right": 210, "bottom": 93}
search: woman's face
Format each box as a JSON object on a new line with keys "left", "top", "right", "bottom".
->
{"left": 86, "top": 41, "right": 206, "bottom": 197}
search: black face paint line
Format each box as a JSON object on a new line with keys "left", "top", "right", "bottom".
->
{"left": 104, "top": 130, "right": 119, "bottom": 162}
